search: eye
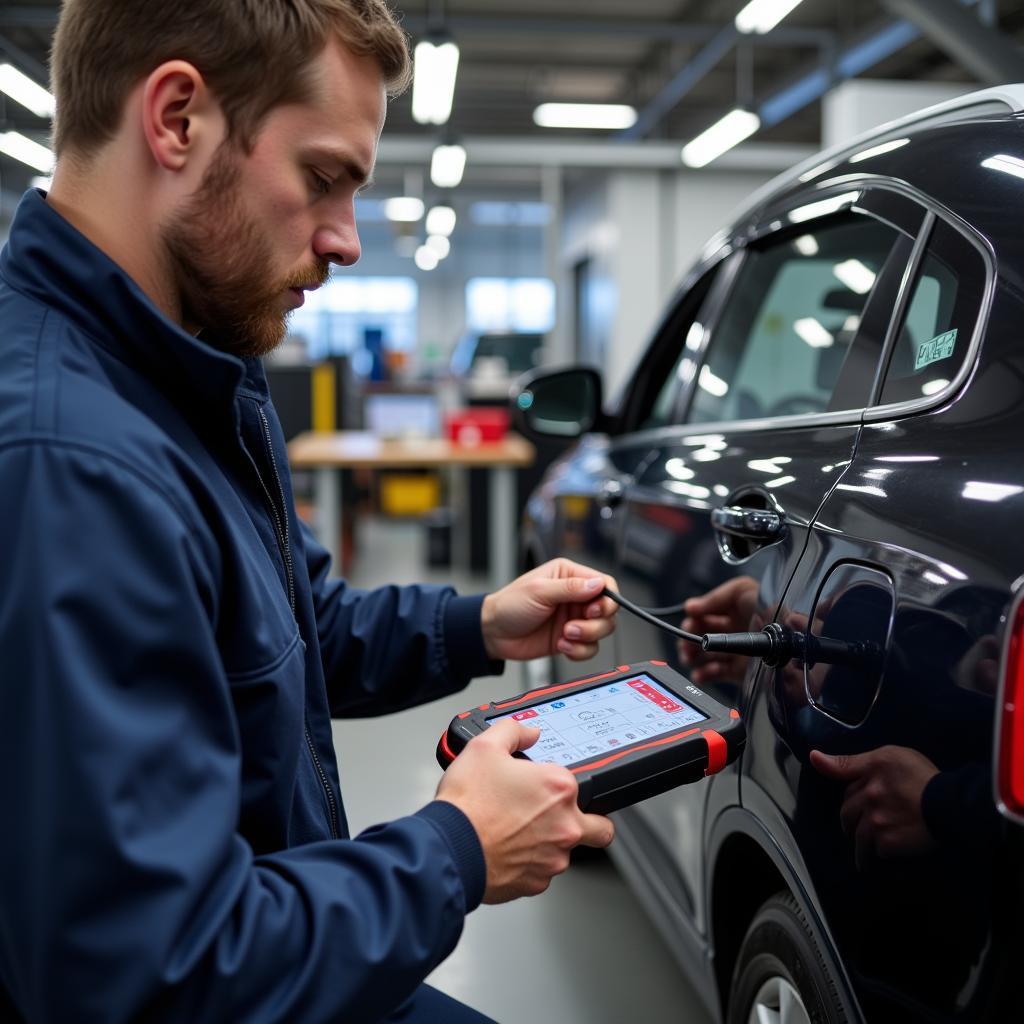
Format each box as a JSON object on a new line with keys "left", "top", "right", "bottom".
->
{"left": 309, "top": 170, "right": 332, "bottom": 196}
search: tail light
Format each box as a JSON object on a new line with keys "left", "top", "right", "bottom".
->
{"left": 996, "top": 595, "right": 1024, "bottom": 823}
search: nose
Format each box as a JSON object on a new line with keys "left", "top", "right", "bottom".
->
{"left": 312, "top": 203, "right": 361, "bottom": 268}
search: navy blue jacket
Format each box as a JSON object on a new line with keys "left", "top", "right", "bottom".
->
{"left": 0, "top": 190, "right": 496, "bottom": 1022}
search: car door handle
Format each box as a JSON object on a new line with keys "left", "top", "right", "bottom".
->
{"left": 711, "top": 505, "right": 785, "bottom": 540}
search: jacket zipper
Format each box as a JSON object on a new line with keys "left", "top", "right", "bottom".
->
{"left": 252, "top": 404, "right": 340, "bottom": 840}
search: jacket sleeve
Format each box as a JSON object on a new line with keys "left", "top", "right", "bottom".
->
{"left": 298, "top": 520, "right": 503, "bottom": 717}
{"left": 0, "top": 443, "right": 486, "bottom": 1024}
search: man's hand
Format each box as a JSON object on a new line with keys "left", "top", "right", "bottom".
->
{"left": 480, "top": 558, "right": 618, "bottom": 662}
{"left": 678, "top": 576, "right": 760, "bottom": 683}
{"left": 810, "top": 746, "right": 939, "bottom": 868}
{"left": 436, "top": 720, "right": 615, "bottom": 903}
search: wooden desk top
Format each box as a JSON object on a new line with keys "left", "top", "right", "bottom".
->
{"left": 288, "top": 431, "right": 536, "bottom": 469}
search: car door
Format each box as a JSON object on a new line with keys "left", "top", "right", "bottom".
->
{"left": 609, "top": 186, "right": 928, "bottom": 936}
{"left": 754, "top": 195, "right": 1024, "bottom": 1020}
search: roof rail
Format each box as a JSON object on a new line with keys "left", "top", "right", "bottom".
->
{"left": 721, "top": 84, "right": 1024, "bottom": 240}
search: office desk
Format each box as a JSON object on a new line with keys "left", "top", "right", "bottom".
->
{"left": 288, "top": 431, "right": 536, "bottom": 588}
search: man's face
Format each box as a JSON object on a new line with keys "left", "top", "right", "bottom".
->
{"left": 162, "top": 38, "right": 386, "bottom": 357}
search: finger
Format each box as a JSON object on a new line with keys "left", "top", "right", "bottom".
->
{"left": 532, "top": 575, "right": 607, "bottom": 609}
{"left": 578, "top": 813, "right": 615, "bottom": 849}
{"left": 562, "top": 618, "right": 616, "bottom": 645}
{"left": 556, "top": 639, "right": 600, "bottom": 661}
{"left": 483, "top": 719, "right": 541, "bottom": 753}
{"left": 809, "top": 749, "right": 872, "bottom": 781}
{"left": 585, "top": 597, "right": 619, "bottom": 620}
{"left": 838, "top": 788, "right": 869, "bottom": 836}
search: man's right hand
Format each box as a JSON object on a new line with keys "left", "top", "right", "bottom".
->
{"left": 435, "top": 719, "right": 614, "bottom": 904}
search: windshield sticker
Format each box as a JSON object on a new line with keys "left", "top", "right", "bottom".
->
{"left": 915, "top": 328, "right": 958, "bottom": 371}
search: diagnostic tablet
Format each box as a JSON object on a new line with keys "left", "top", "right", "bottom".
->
{"left": 436, "top": 660, "right": 745, "bottom": 814}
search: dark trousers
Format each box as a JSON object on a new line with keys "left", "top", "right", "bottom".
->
{"left": 385, "top": 983, "right": 497, "bottom": 1023}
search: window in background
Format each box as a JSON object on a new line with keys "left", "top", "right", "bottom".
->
{"left": 465, "top": 277, "right": 556, "bottom": 334}
{"left": 288, "top": 276, "right": 418, "bottom": 360}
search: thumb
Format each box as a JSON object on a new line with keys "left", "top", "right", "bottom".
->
{"left": 810, "top": 749, "right": 870, "bottom": 781}
{"left": 485, "top": 719, "right": 541, "bottom": 754}
{"left": 531, "top": 575, "right": 606, "bottom": 608}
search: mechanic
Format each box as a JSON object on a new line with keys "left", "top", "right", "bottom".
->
{"left": 0, "top": 2, "right": 618, "bottom": 1021}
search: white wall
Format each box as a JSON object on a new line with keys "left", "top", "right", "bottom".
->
{"left": 822, "top": 79, "right": 972, "bottom": 148}
{"left": 558, "top": 166, "right": 777, "bottom": 398}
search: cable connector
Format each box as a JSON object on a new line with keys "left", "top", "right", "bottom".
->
{"left": 701, "top": 622, "right": 792, "bottom": 666}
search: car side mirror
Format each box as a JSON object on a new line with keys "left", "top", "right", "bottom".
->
{"left": 511, "top": 367, "right": 604, "bottom": 439}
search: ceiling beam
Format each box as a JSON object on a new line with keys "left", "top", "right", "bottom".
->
{"left": 881, "top": 0, "right": 1024, "bottom": 83}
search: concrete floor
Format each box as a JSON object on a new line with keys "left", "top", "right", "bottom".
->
{"left": 332, "top": 517, "right": 714, "bottom": 1024}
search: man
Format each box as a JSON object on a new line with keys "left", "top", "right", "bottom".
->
{"left": 0, "top": 2, "right": 618, "bottom": 1020}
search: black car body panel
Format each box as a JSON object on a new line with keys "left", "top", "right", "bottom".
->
{"left": 520, "top": 96, "right": 1024, "bottom": 1022}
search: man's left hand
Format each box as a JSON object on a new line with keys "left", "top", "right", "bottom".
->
{"left": 481, "top": 558, "right": 618, "bottom": 662}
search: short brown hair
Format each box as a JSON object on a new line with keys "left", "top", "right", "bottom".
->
{"left": 50, "top": 0, "right": 411, "bottom": 157}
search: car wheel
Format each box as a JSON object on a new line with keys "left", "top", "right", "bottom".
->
{"left": 728, "top": 893, "right": 847, "bottom": 1024}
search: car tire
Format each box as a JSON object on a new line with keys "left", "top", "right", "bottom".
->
{"left": 728, "top": 892, "right": 847, "bottom": 1024}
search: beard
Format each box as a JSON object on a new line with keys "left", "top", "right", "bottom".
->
{"left": 162, "top": 143, "right": 329, "bottom": 359}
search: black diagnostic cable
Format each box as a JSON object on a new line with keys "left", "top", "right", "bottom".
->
{"left": 602, "top": 586, "right": 881, "bottom": 671}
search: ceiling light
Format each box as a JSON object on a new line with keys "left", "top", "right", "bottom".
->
{"left": 794, "top": 317, "right": 833, "bottom": 348}
{"left": 682, "top": 109, "right": 760, "bottom": 168}
{"left": 412, "top": 40, "right": 459, "bottom": 126}
{"left": 0, "top": 131, "right": 54, "bottom": 173}
{"left": 921, "top": 378, "right": 949, "bottom": 396}
{"left": 962, "top": 481, "right": 1024, "bottom": 503}
{"left": 849, "top": 137, "right": 910, "bottom": 163}
{"left": 833, "top": 258, "right": 876, "bottom": 295}
{"left": 788, "top": 191, "right": 860, "bottom": 224}
{"left": 426, "top": 234, "right": 451, "bottom": 259}
{"left": 698, "top": 365, "right": 729, "bottom": 397}
{"left": 431, "top": 143, "right": 466, "bottom": 188}
{"left": 384, "top": 197, "right": 424, "bottom": 222}
{"left": 414, "top": 245, "right": 439, "bottom": 271}
{"left": 533, "top": 103, "right": 638, "bottom": 130}
{"left": 426, "top": 205, "right": 456, "bottom": 236}
{"left": 736, "top": 0, "right": 806, "bottom": 35}
{"left": 0, "top": 63, "right": 55, "bottom": 117}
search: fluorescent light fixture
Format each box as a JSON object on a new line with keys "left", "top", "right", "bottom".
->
{"left": 665, "top": 481, "right": 712, "bottom": 499}
{"left": 412, "top": 40, "right": 459, "bottom": 126}
{"left": 876, "top": 455, "right": 939, "bottom": 463}
{"left": 698, "top": 365, "right": 729, "bottom": 397}
{"left": 765, "top": 475, "right": 797, "bottom": 488}
{"left": 384, "top": 196, "right": 424, "bottom": 222}
{"left": 836, "top": 483, "right": 888, "bottom": 498}
{"left": 665, "top": 458, "right": 695, "bottom": 481}
{"left": 414, "top": 245, "right": 439, "bottom": 271}
{"left": 982, "top": 153, "right": 1024, "bottom": 181}
{"left": 793, "top": 234, "right": 819, "bottom": 256}
{"left": 685, "top": 322, "right": 705, "bottom": 351}
{"left": 0, "top": 63, "right": 55, "bottom": 117}
{"left": 962, "top": 481, "right": 1024, "bottom": 502}
{"left": 922, "top": 571, "right": 948, "bottom": 587}
{"left": 849, "top": 137, "right": 910, "bottom": 163}
{"left": 921, "top": 378, "right": 950, "bottom": 396}
{"left": 431, "top": 143, "right": 466, "bottom": 188}
{"left": 692, "top": 448, "right": 722, "bottom": 462}
{"left": 533, "top": 103, "right": 638, "bottom": 130}
{"left": 682, "top": 109, "right": 760, "bottom": 168}
{"left": 794, "top": 317, "right": 833, "bottom": 348}
{"left": 748, "top": 458, "right": 792, "bottom": 473}
{"left": 30, "top": 175, "right": 52, "bottom": 191}
{"left": 0, "top": 131, "right": 54, "bottom": 173}
{"left": 788, "top": 190, "right": 860, "bottom": 224}
{"left": 736, "top": 0, "right": 805, "bottom": 34}
{"left": 833, "top": 258, "right": 876, "bottom": 295}
{"left": 425, "top": 205, "right": 456, "bottom": 236}
{"left": 426, "top": 234, "right": 450, "bottom": 259}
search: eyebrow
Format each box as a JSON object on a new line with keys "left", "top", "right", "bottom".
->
{"left": 310, "top": 146, "right": 374, "bottom": 190}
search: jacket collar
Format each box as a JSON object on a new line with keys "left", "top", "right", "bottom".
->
{"left": 0, "top": 188, "right": 265, "bottom": 417}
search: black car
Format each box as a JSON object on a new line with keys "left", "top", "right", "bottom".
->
{"left": 513, "top": 86, "right": 1024, "bottom": 1024}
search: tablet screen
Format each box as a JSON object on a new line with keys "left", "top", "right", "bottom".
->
{"left": 490, "top": 674, "right": 706, "bottom": 767}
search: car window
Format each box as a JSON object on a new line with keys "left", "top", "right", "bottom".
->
{"left": 876, "top": 219, "right": 987, "bottom": 406}
{"left": 687, "top": 215, "right": 902, "bottom": 425}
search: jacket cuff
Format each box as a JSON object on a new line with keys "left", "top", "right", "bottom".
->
{"left": 416, "top": 801, "right": 487, "bottom": 912}
{"left": 443, "top": 593, "right": 504, "bottom": 681}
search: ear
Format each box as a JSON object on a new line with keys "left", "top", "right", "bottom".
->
{"left": 141, "top": 60, "right": 223, "bottom": 171}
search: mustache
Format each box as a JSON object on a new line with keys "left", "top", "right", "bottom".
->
{"left": 282, "top": 260, "right": 331, "bottom": 292}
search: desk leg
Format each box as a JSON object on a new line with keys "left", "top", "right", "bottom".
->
{"left": 315, "top": 466, "right": 343, "bottom": 578}
{"left": 489, "top": 467, "right": 517, "bottom": 591}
